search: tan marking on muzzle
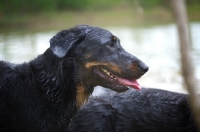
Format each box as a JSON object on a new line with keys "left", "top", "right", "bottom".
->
{"left": 85, "top": 62, "right": 122, "bottom": 74}
{"left": 130, "top": 63, "right": 139, "bottom": 73}
{"left": 76, "top": 85, "right": 89, "bottom": 109}
{"left": 85, "top": 62, "right": 103, "bottom": 69}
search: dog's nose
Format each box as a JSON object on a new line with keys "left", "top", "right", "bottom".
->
{"left": 136, "top": 60, "right": 149, "bottom": 74}
{"left": 142, "top": 65, "right": 149, "bottom": 73}
{"left": 140, "top": 64, "right": 149, "bottom": 73}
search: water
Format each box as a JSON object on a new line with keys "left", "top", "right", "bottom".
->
{"left": 0, "top": 23, "right": 200, "bottom": 94}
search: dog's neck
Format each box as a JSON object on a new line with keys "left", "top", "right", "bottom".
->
{"left": 30, "top": 49, "right": 78, "bottom": 124}
{"left": 31, "top": 49, "right": 75, "bottom": 96}
{"left": 30, "top": 49, "right": 94, "bottom": 124}
{"left": 30, "top": 48, "right": 94, "bottom": 118}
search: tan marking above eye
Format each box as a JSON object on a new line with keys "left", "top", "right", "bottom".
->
{"left": 112, "top": 36, "right": 116, "bottom": 41}
{"left": 85, "top": 53, "right": 92, "bottom": 59}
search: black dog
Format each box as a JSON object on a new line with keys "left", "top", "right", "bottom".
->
{"left": 0, "top": 25, "right": 148, "bottom": 132}
{"left": 69, "top": 88, "right": 197, "bottom": 132}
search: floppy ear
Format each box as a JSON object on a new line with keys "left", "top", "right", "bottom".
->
{"left": 50, "top": 27, "right": 86, "bottom": 58}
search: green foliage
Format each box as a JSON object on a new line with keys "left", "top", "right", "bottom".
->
{"left": 0, "top": 0, "right": 123, "bottom": 15}
{"left": 139, "top": 0, "right": 162, "bottom": 8}
{"left": 0, "top": 0, "right": 199, "bottom": 15}
{"left": 87, "top": 0, "right": 123, "bottom": 9}
{"left": 1, "top": 0, "right": 57, "bottom": 14}
{"left": 56, "top": 0, "right": 90, "bottom": 10}
{"left": 186, "top": 0, "right": 200, "bottom": 5}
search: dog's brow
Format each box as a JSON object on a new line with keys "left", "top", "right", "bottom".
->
{"left": 112, "top": 36, "right": 116, "bottom": 41}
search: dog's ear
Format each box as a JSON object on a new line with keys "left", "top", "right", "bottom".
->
{"left": 50, "top": 28, "right": 87, "bottom": 58}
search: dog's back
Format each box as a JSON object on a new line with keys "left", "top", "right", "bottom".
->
{"left": 0, "top": 61, "right": 17, "bottom": 91}
{"left": 0, "top": 61, "right": 31, "bottom": 91}
{"left": 0, "top": 61, "right": 16, "bottom": 131}
{"left": 69, "top": 88, "right": 197, "bottom": 132}
{"left": 0, "top": 61, "right": 33, "bottom": 131}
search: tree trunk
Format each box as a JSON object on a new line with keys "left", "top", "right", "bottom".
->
{"left": 170, "top": 0, "right": 200, "bottom": 130}
{"left": 169, "top": 0, "right": 200, "bottom": 130}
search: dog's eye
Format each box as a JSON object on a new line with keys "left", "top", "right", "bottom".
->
{"left": 107, "top": 42, "right": 114, "bottom": 47}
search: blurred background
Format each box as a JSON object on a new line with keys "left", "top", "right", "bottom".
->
{"left": 0, "top": 0, "right": 200, "bottom": 94}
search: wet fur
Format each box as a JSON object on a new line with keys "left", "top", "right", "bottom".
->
{"left": 0, "top": 49, "right": 78, "bottom": 132}
{"left": 69, "top": 88, "right": 197, "bottom": 132}
{"left": 0, "top": 25, "right": 148, "bottom": 132}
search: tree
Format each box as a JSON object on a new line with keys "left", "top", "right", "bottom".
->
{"left": 169, "top": 0, "right": 200, "bottom": 130}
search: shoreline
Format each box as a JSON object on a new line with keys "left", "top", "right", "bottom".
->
{"left": 0, "top": 6, "right": 199, "bottom": 33}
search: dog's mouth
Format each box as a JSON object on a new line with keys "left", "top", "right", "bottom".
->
{"left": 94, "top": 68, "right": 141, "bottom": 92}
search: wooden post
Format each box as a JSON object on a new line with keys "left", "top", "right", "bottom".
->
{"left": 169, "top": 0, "right": 200, "bottom": 130}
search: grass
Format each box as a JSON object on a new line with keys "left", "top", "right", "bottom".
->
{"left": 0, "top": 6, "right": 199, "bottom": 33}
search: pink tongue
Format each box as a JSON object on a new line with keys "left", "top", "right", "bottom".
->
{"left": 117, "top": 77, "right": 141, "bottom": 90}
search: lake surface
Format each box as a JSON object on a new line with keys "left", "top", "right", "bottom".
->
{"left": 0, "top": 23, "right": 200, "bottom": 94}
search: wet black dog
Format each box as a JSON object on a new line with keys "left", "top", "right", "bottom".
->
{"left": 69, "top": 88, "right": 197, "bottom": 132}
{"left": 0, "top": 25, "right": 148, "bottom": 132}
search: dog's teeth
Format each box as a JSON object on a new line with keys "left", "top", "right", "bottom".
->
{"left": 102, "top": 69, "right": 109, "bottom": 74}
{"left": 101, "top": 68, "right": 117, "bottom": 80}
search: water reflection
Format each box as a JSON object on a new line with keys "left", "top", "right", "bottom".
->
{"left": 0, "top": 32, "right": 55, "bottom": 63}
{"left": 0, "top": 23, "right": 199, "bottom": 93}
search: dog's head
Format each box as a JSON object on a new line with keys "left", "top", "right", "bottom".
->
{"left": 50, "top": 25, "right": 148, "bottom": 107}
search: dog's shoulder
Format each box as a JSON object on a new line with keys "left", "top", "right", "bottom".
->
{"left": 0, "top": 60, "right": 19, "bottom": 71}
{"left": 0, "top": 60, "right": 15, "bottom": 74}
{"left": 0, "top": 60, "right": 12, "bottom": 67}
{"left": 0, "top": 61, "right": 16, "bottom": 84}
{"left": 0, "top": 61, "right": 28, "bottom": 88}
